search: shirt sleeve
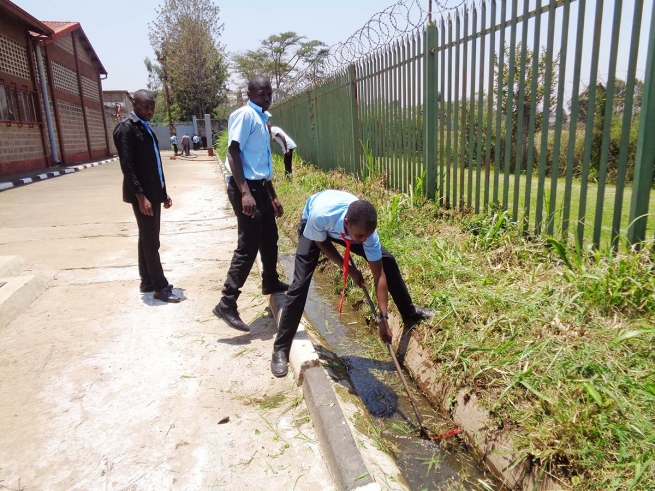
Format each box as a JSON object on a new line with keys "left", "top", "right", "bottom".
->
{"left": 362, "top": 231, "right": 383, "bottom": 262}
{"left": 228, "top": 110, "right": 253, "bottom": 147}
{"left": 303, "top": 214, "right": 328, "bottom": 242}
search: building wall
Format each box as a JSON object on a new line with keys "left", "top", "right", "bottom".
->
{"left": 0, "top": 14, "right": 50, "bottom": 174}
{"left": 0, "top": 15, "right": 110, "bottom": 175}
{"left": 46, "top": 30, "right": 109, "bottom": 165}
{"left": 102, "top": 90, "right": 131, "bottom": 155}
{"left": 104, "top": 109, "right": 119, "bottom": 155}
{"left": 57, "top": 99, "right": 87, "bottom": 159}
{"left": 87, "top": 107, "right": 106, "bottom": 152}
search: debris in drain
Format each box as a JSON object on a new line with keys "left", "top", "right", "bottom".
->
{"left": 430, "top": 428, "right": 460, "bottom": 440}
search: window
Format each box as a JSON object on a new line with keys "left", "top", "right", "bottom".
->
{"left": 0, "top": 89, "right": 7, "bottom": 120}
{"left": 0, "top": 83, "right": 41, "bottom": 125}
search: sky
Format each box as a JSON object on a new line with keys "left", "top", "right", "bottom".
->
{"left": 15, "top": 0, "right": 399, "bottom": 91}
{"left": 14, "top": 0, "right": 654, "bottom": 99}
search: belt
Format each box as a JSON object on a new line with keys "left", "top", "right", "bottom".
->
{"left": 246, "top": 178, "right": 268, "bottom": 186}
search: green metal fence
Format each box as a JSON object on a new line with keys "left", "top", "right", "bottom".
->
{"left": 273, "top": 0, "right": 655, "bottom": 249}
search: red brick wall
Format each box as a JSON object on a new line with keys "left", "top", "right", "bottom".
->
{"left": 0, "top": 23, "right": 110, "bottom": 174}
{"left": 87, "top": 107, "right": 106, "bottom": 152}
{"left": 0, "top": 124, "right": 47, "bottom": 171}
{"left": 0, "top": 16, "right": 49, "bottom": 174}
{"left": 57, "top": 99, "right": 87, "bottom": 156}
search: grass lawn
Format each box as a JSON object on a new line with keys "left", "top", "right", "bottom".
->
{"left": 371, "top": 155, "right": 655, "bottom": 249}
{"left": 270, "top": 152, "right": 655, "bottom": 491}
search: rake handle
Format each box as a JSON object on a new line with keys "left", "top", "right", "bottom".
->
{"left": 349, "top": 256, "right": 427, "bottom": 434}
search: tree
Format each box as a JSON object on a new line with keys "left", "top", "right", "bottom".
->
{"left": 573, "top": 78, "right": 644, "bottom": 124}
{"left": 149, "top": 0, "right": 228, "bottom": 120}
{"left": 232, "top": 32, "right": 329, "bottom": 101}
{"left": 493, "top": 43, "right": 560, "bottom": 171}
{"left": 144, "top": 57, "right": 163, "bottom": 92}
{"left": 494, "top": 43, "right": 560, "bottom": 173}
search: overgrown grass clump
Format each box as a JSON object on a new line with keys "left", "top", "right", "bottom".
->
{"left": 271, "top": 154, "right": 655, "bottom": 490}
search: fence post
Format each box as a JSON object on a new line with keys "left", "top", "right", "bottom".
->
{"left": 348, "top": 63, "right": 361, "bottom": 176}
{"left": 424, "top": 21, "right": 438, "bottom": 200}
{"left": 628, "top": 4, "right": 655, "bottom": 246}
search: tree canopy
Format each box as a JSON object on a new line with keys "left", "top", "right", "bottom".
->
{"left": 573, "top": 78, "right": 644, "bottom": 124}
{"left": 148, "top": 0, "right": 228, "bottom": 120}
{"left": 232, "top": 31, "right": 329, "bottom": 101}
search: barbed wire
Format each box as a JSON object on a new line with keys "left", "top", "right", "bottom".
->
{"left": 285, "top": 0, "right": 466, "bottom": 95}
{"left": 326, "top": 0, "right": 465, "bottom": 70}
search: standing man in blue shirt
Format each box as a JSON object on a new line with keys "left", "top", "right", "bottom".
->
{"left": 271, "top": 190, "right": 434, "bottom": 377}
{"left": 213, "top": 75, "right": 288, "bottom": 332}
{"left": 113, "top": 89, "right": 180, "bottom": 303}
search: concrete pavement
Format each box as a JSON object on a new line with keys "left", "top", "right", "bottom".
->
{"left": 0, "top": 153, "right": 335, "bottom": 491}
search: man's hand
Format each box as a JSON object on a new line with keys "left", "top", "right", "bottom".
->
{"left": 284, "top": 149, "right": 290, "bottom": 156}
{"left": 271, "top": 197, "right": 284, "bottom": 218}
{"left": 136, "top": 194, "right": 153, "bottom": 216}
{"left": 164, "top": 195, "right": 173, "bottom": 209}
{"left": 348, "top": 267, "right": 365, "bottom": 288}
{"left": 378, "top": 317, "right": 393, "bottom": 344}
{"left": 241, "top": 192, "right": 257, "bottom": 218}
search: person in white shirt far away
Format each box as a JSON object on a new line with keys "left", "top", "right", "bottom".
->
{"left": 268, "top": 122, "right": 297, "bottom": 176}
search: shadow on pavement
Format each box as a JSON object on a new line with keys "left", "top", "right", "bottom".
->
{"left": 215, "top": 314, "right": 276, "bottom": 346}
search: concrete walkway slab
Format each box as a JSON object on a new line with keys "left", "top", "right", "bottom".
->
{"left": 0, "top": 156, "right": 335, "bottom": 491}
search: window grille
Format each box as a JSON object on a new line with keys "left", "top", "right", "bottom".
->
{"left": 52, "top": 62, "right": 79, "bottom": 96}
{"left": 0, "top": 82, "right": 41, "bottom": 126}
{"left": 0, "top": 34, "right": 31, "bottom": 80}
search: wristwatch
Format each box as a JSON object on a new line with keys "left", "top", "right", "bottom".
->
{"left": 379, "top": 312, "right": 389, "bottom": 319}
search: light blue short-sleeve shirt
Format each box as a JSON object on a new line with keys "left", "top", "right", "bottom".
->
{"left": 224, "top": 101, "right": 273, "bottom": 181}
{"left": 301, "top": 190, "right": 382, "bottom": 262}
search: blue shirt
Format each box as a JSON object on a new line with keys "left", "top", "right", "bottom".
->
{"left": 224, "top": 101, "right": 273, "bottom": 181}
{"left": 132, "top": 112, "right": 164, "bottom": 188}
{"left": 302, "top": 190, "right": 382, "bottom": 262}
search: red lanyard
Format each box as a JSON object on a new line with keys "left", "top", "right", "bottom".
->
{"left": 339, "top": 232, "right": 352, "bottom": 314}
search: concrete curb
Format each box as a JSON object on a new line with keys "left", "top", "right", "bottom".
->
{"left": 240, "top": 160, "right": 378, "bottom": 490}
{"left": 0, "top": 275, "right": 47, "bottom": 331}
{"left": 269, "top": 293, "right": 378, "bottom": 491}
{"left": 0, "top": 256, "right": 27, "bottom": 278}
{"left": 269, "top": 292, "right": 319, "bottom": 386}
{"left": 0, "top": 157, "right": 119, "bottom": 192}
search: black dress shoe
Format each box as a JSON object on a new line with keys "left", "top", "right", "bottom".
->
{"left": 262, "top": 280, "right": 289, "bottom": 295}
{"left": 402, "top": 306, "right": 435, "bottom": 327}
{"left": 153, "top": 286, "right": 181, "bottom": 303}
{"left": 141, "top": 283, "right": 173, "bottom": 293}
{"left": 271, "top": 351, "right": 288, "bottom": 378}
{"left": 212, "top": 305, "right": 249, "bottom": 332}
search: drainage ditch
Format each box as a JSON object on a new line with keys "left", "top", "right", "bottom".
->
{"left": 281, "top": 256, "right": 502, "bottom": 491}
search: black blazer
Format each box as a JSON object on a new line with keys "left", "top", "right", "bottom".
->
{"left": 113, "top": 113, "right": 167, "bottom": 204}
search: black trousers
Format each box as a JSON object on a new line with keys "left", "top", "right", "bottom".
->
{"left": 172, "top": 143, "right": 178, "bottom": 155}
{"left": 131, "top": 201, "right": 168, "bottom": 291}
{"left": 273, "top": 221, "right": 415, "bottom": 355}
{"left": 284, "top": 149, "right": 294, "bottom": 176}
{"left": 219, "top": 178, "right": 280, "bottom": 310}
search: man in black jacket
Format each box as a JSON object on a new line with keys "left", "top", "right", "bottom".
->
{"left": 113, "top": 89, "right": 180, "bottom": 303}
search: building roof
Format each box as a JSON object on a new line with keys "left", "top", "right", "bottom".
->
{"left": 0, "top": 0, "right": 54, "bottom": 35}
{"left": 41, "top": 21, "right": 107, "bottom": 76}
{"left": 42, "top": 21, "right": 78, "bottom": 37}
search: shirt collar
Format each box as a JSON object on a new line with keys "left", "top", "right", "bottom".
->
{"left": 247, "top": 101, "right": 270, "bottom": 122}
{"left": 131, "top": 111, "right": 149, "bottom": 126}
